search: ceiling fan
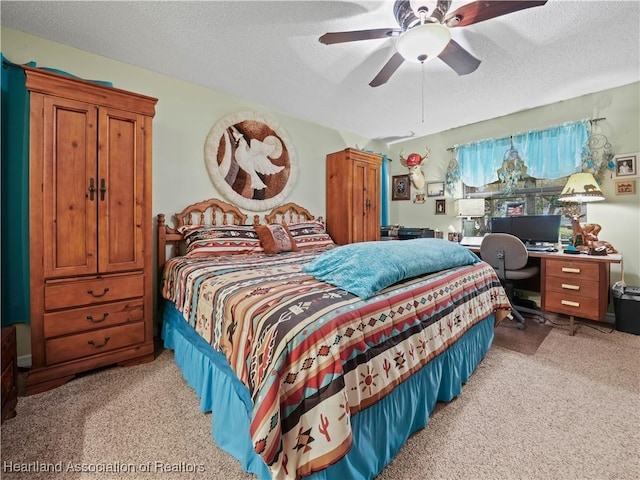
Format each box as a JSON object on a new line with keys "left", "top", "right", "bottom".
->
{"left": 319, "top": 0, "right": 547, "bottom": 87}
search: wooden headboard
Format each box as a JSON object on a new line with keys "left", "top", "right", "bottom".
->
{"left": 157, "top": 198, "right": 322, "bottom": 272}
{"left": 264, "top": 202, "right": 316, "bottom": 225}
{"left": 157, "top": 198, "right": 252, "bottom": 271}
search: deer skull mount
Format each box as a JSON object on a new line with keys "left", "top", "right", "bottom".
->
{"left": 399, "top": 148, "right": 430, "bottom": 191}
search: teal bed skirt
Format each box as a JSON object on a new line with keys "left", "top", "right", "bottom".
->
{"left": 161, "top": 300, "right": 495, "bottom": 479}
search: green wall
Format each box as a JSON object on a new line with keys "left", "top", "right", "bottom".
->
{"left": 2, "top": 26, "right": 638, "bottom": 358}
{"left": 389, "top": 82, "right": 640, "bottom": 292}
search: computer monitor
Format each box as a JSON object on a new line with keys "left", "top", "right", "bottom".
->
{"left": 510, "top": 215, "right": 561, "bottom": 245}
{"left": 489, "top": 216, "right": 512, "bottom": 234}
{"left": 489, "top": 214, "right": 561, "bottom": 245}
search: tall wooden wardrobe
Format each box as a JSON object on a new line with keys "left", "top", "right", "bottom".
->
{"left": 23, "top": 67, "right": 158, "bottom": 394}
{"left": 326, "top": 148, "right": 382, "bottom": 245}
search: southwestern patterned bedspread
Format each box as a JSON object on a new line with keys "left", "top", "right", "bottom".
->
{"left": 162, "top": 248, "right": 510, "bottom": 479}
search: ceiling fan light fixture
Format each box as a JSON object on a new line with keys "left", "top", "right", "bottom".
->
{"left": 396, "top": 22, "right": 451, "bottom": 63}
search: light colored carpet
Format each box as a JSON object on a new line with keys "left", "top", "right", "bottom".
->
{"left": 2, "top": 326, "right": 639, "bottom": 480}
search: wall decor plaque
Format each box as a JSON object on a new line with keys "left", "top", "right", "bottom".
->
{"left": 204, "top": 111, "right": 298, "bottom": 211}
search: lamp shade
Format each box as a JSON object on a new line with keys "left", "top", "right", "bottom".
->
{"left": 396, "top": 23, "right": 451, "bottom": 63}
{"left": 455, "top": 198, "right": 485, "bottom": 217}
{"left": 558, "top": 172, "right": 605, "bottom": 202}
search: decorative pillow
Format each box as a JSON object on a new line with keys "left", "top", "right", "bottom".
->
{"left": 302, "top": 238, "right": 480, "bottom": 299}
{"left": 288, "top": 221, "right": 336, "bottom": 251}
{"left": 255, "top": 224, "right": 298, "bottom": 254}
{"left": 179, "top": 225, "right": 263, "bottom": 257}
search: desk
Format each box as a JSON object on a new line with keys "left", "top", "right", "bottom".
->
{"left": 469, "top": 248, "right": 623, "bottom": 335}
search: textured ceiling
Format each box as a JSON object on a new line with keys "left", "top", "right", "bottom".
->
{"left": 2, "top": 1, "right": 639, "bottom": 142}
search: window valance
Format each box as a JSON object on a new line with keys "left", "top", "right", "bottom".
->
{"left": 456, "top": 120, "right": 590, "bottom": 187}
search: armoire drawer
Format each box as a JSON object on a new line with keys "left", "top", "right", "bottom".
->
{"left": 43, "top": 299, "right": 144, "bottom": 338}
{"left": 45, "top": 322, "right": 145, "bottom": 365}
{"left": 44, "top": 274, "right": 144, "bottom": 311}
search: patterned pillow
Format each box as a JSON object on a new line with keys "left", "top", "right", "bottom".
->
{"left": 255, "top": 224, "right": 298, "bottom": 254}
{"left": 179, "top": 225, "right": 263, "bottom": 257}
{"left": 288, "top": 221, "right": 336, "bottom": 251}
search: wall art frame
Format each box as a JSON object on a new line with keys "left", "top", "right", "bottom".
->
{"left": 613, "top": 153, "right": 637, "bottom": 178}
{"left": 204, "top": 111, "right": 298, "bottom": 212}
{"left": 506, "top": 201, "right": 525, "bottom": 216}
{"left": 435, "top": 199, "right": 446, "bottom": 215}
{"left": 427, "top": 182, "right": 445, "bottom": 197}
{"left": 614, "top": 179, "right": 636, "bottom": 195}
{"left": 392, "top": 174, "right": 411, "bottom": 201}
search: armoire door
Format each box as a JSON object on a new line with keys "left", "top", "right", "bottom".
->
{"left": 97, "top": 107, "right": 145, "bottom": 273}
{"left": 363, "top": 162, "right": 380, "bottom": 241}
{"left": 42, "top": 96, "right": 98, "bottom": 279}
{"left": 352, "top": 160, "right": 380, "bottom": 243}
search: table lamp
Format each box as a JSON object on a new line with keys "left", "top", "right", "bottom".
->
{"left": 558, "top": 172, "right": 613, "bottom": 252}
{"left": 455, "top": 198, "right": 485, "bottom": 237}
{"left": 558, "top": 172, "right": 605, "bottom": 203}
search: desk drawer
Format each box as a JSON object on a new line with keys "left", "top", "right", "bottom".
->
{"left": 545, "top": 276, "right": 599, "bottom": 298}
{"left": 545, "top": 292, "right": 600, "bottom": 320}
{"left": 546, "top": 259, "right": 600, "bottom": 281}
{"left": 45, "top": 274, "right": 143, "bottom": 311}
{"left": 45, "top": 322, "right": 145, "bottom": 365}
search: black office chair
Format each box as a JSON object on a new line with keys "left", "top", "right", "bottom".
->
{"left": 480, "top": 233, "right": 541, "bottom": 329}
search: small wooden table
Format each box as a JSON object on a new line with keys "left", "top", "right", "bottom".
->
{"left": 2, "top": 325, "right": 18, "bottom": 423}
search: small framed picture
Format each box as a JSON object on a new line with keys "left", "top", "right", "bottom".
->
{"left": 427, "top": 182, "right": 445, "bottom": 197}
{"left": 392, "top": 174, "right": 411, "bottom": 201}
{"left": 613, "top": 153, "right": 637, "bottom": 178}
{"left": 435, "top": 199, "right": 446, "bottom": 215}
{"left": 506, "top": 201, "right": 525, "bottom": 216}
{"left": 615, "top": 179, "right": 636, "bottom": 195}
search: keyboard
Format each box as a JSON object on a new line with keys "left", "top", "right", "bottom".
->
{"left": 526, "top": 245, "right": 557, "bottom": 252}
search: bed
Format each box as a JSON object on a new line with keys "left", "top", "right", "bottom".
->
{"left": 157, "top": 198, "right": 510, "bottom": 480}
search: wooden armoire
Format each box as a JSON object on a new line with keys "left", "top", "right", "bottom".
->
{"left": 23, "top": 67, "right": 158, "bottom": 395}
{"left": 326, "top": 148, "right": 382, "bottom": 245}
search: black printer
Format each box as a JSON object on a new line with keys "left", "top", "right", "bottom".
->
{"left": 397, "top": 227, "right": 434, "bottom": 240}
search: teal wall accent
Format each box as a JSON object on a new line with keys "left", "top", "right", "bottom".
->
{"left": 1, "top": 55, "right": 32, "bottom": 326}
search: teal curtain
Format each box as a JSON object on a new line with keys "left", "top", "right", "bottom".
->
{"left": 457, "top": 121, "right": 590, "bottom": 187}
{"left": 1, "top": 55, "right": 33, "bottom": 326}
{"left": 380, "top": 154, "right": 389, "bottom": 225}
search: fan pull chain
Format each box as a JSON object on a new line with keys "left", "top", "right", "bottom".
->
{"left": 421, "top": 61, "right": 425, "bottom": 123}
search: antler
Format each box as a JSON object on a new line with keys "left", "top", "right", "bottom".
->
{"left": 420, "top": 147, "right": 431, "bottom": 164}
{"left": 398, "top": 148, "right": 407, "bottom": 167}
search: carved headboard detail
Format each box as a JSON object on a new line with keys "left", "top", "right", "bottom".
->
{"left": 157, "top": 198, "right": 251, "bottom": 271}
{"left": 264, "top": 202, "right": 321, "bottom": 225}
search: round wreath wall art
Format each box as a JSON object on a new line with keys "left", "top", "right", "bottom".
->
{"left": 204, "top": 111, "right": 298, "bottom": 211}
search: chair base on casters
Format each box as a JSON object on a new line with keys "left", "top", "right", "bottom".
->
{"left": 509, "top": 305, "right": 545, "bottom": 329}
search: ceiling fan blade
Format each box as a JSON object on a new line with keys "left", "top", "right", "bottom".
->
{"left": 438, "top": 40, "right": 481, "bottom": 76}
{"left": 369, "top": 52, "right": 405, "bottom": 87}
{"left": 445, "top": 1, "right": 547, "bottom": 27}
{"left": 319, "top": 28, "right": 401, "bottom": 45}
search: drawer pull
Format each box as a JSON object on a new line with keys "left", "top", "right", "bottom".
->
{"left": 87, "top": 287, "right": 110, "bottom": 298}
{"left": 561, "top": 284, "right": 580, "bottom": 291}
{"left": 561, "top": 300, "right": 580, "bottom": 308}
{"left": 88, "top": 336, "right": 111, "bottom": 348}
{"left": 561, "top": 267, "right": 581, "bottom": 274}
{"left": 86, "top": 313, "right": 109, "bottom": 323}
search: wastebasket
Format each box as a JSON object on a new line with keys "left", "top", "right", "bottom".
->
{"left": 612, "top": 284, "right": 640, "bottom": 335}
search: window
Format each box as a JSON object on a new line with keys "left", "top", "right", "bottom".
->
{"left": 463, "top": 174, "right": 585, "bottom": 244}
